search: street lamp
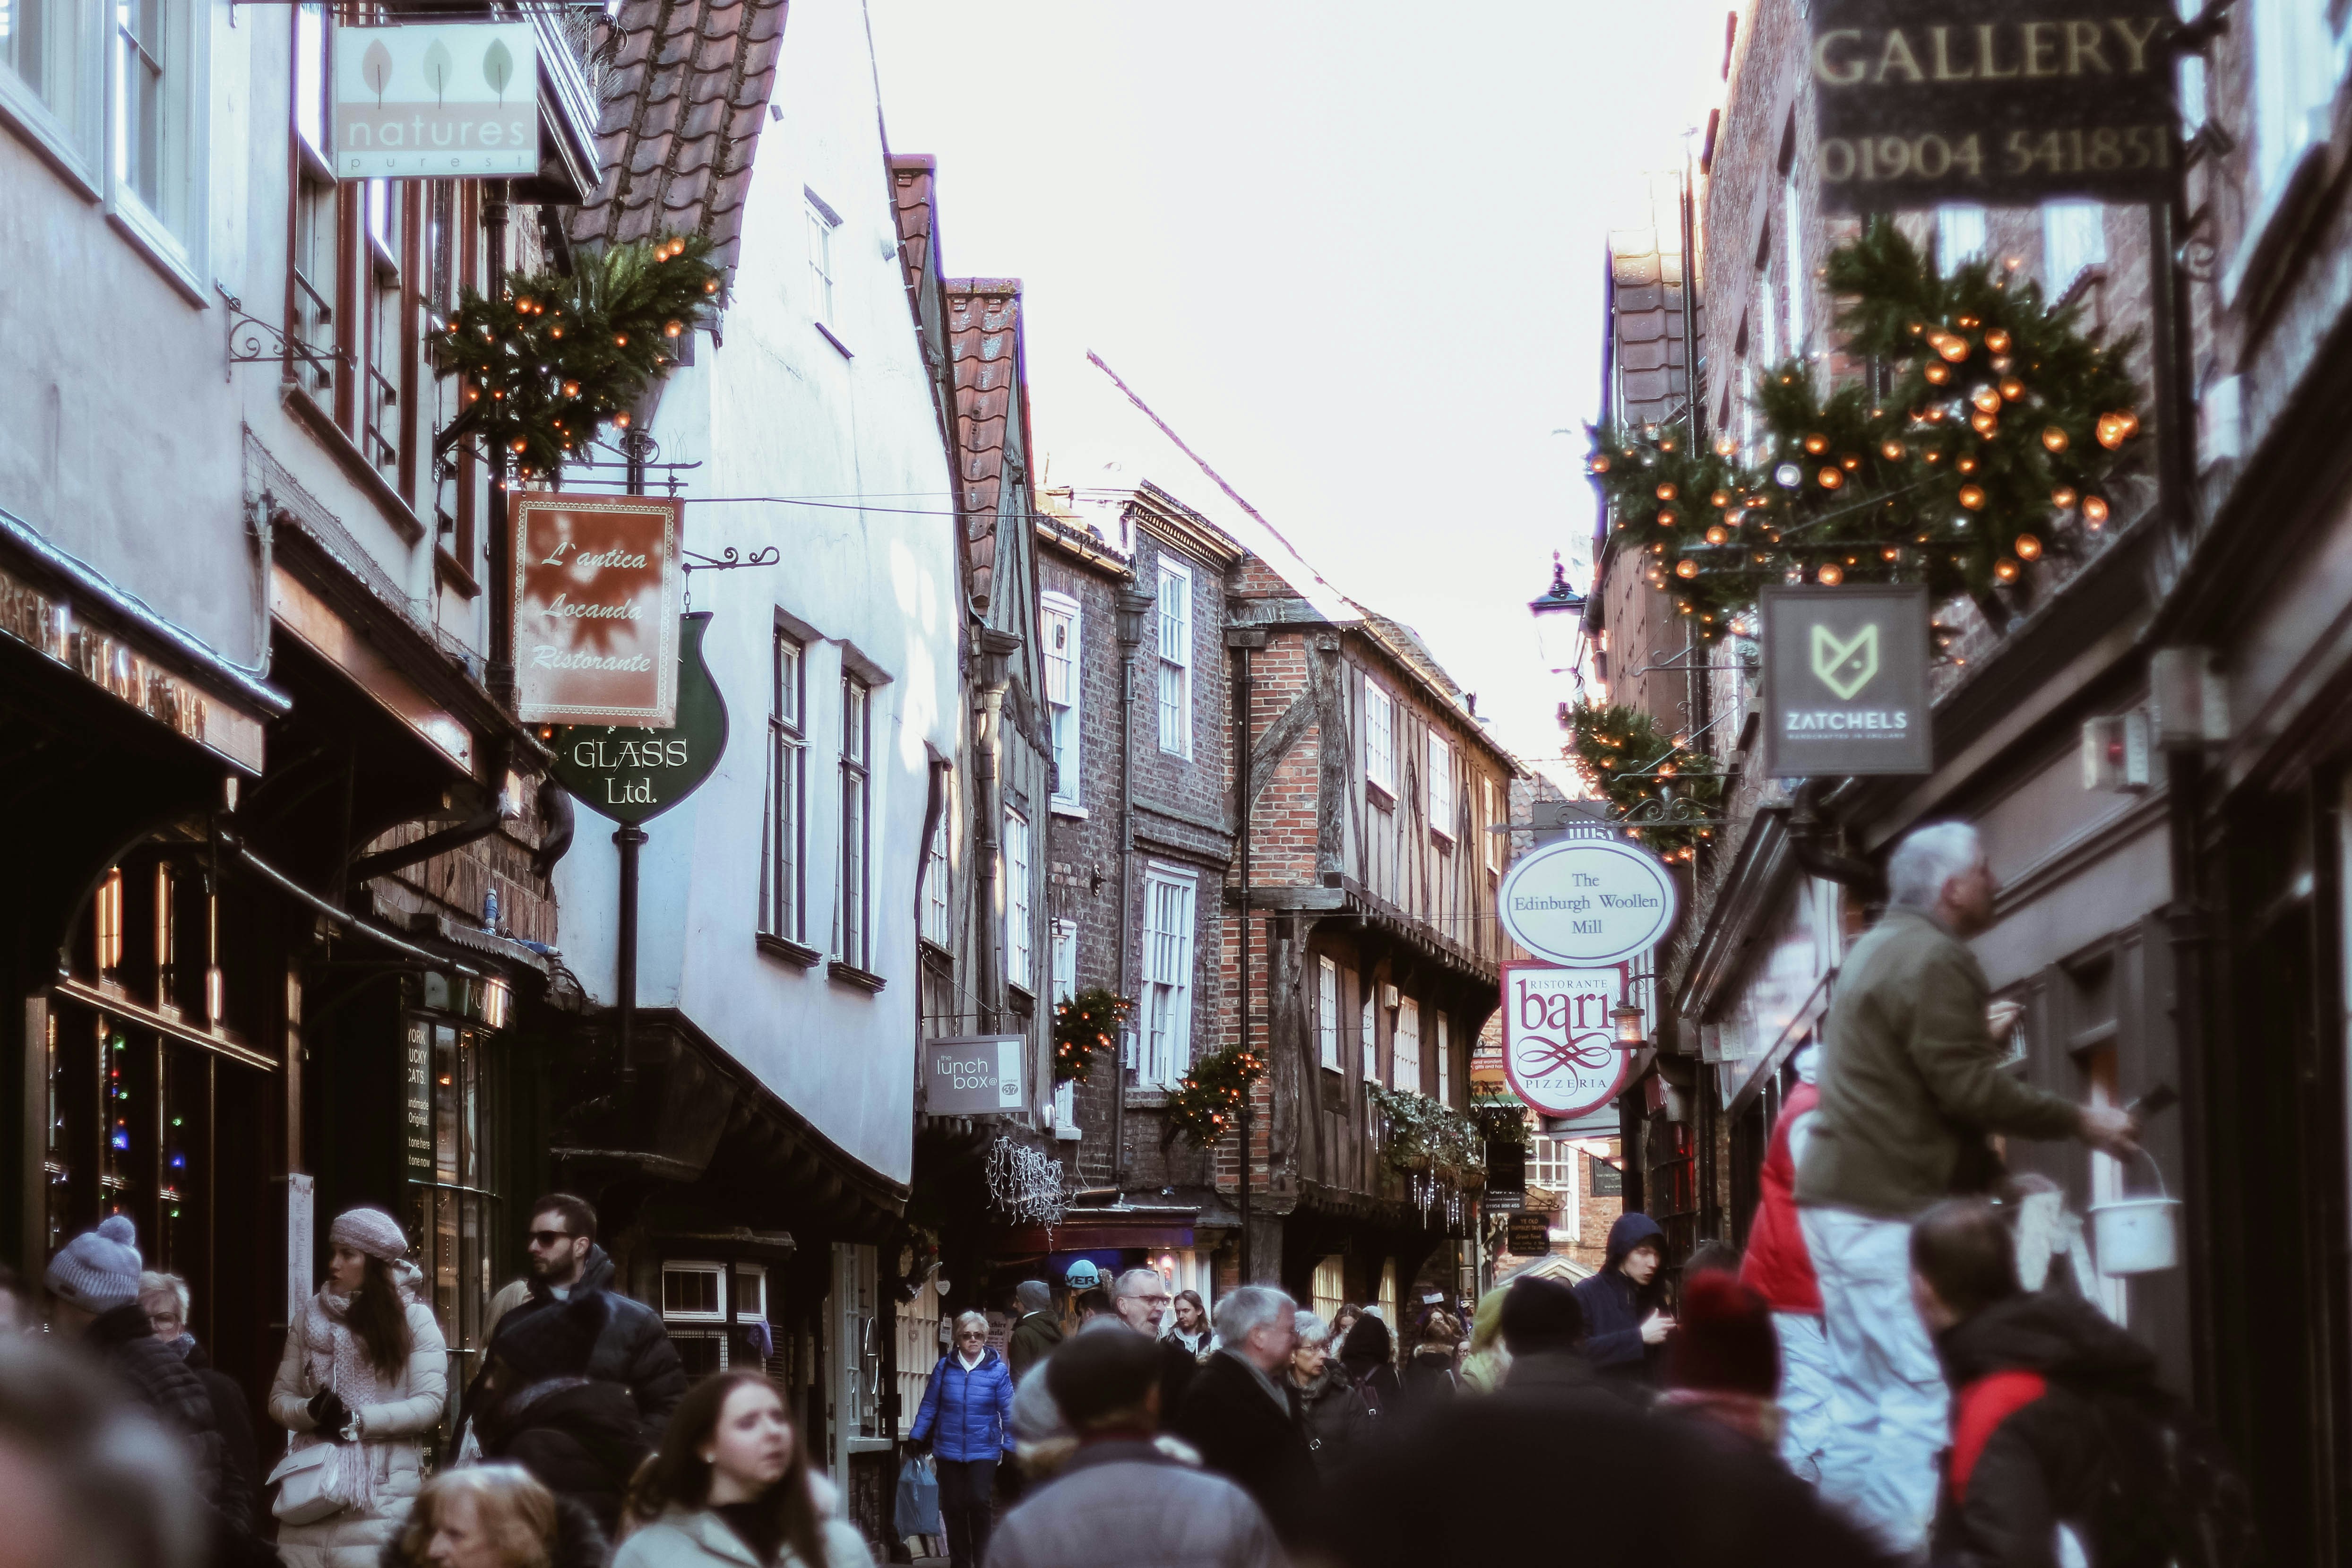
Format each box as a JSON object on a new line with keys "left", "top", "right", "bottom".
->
{"left": 1115, "top": 585, "right": 1155, "bottom": 650}
{"left": 1612, "top": 1000, "right": 1646, "bottom": 1047}
{"left": 1530, "top": 552, "right": 1587, "bottom": 673}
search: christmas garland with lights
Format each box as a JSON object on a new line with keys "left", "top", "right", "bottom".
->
{"left": 435, "top": 233, "right": 722, "bottom": 477}
{"left": 1588, "top": 218, "right": 2144, "bottom": 637}
{"left": 1564, "top": 700, "right": 1724, "bottom": 858}
{"left": 1052, "top": 987, "right": 1131, "bottom": 1086}
{"left": 1468, "top": 1091, "right": 1531, "bottom": 1151}
{"left": 1166, "top": 1043, "right": 1266, "bottom": 1150}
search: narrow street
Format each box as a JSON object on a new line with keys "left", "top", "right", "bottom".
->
{"left": 0, "top": 0, "right": 2336, "bottom": 1565}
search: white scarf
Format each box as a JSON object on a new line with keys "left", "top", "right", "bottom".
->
{"left": 289, "top": 1262, "right": 424, "bottom": 1514}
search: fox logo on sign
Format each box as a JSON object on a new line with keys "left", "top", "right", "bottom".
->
{"left": 1811, "top": 622, "right": 1880, "bottom": 700}
{"left": 1761, "top": 584, "right": 1932, "bottom": 777}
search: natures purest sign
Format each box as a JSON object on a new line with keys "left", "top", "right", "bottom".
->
{"left": 1809, "top": 1, "right": 2174, "bottom": 211}
{"left": 549, "top": 612, "right": 728, "bottom": 824}
{"left": 1497, "top": 836, "right": 1678, "bottom": 968}
{"left": 332, "top": 22, "right": 540, "bottom": 179}
{"left": 924, "top": 1035, "right": 1028, "bottom": 1117}
{"left": 513, "top": 492, "right": 683, "bottom": 727}
{"left": 1759, "top": 584, "right": 1932, "bottom": 777}
{"left": 1503, "top": 964, "right": 1633, "bottom": 1120}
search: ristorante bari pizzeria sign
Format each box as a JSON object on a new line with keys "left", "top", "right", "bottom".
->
{"left": 512, "top": 493, "right": 683, "bottom": 728}
{"left": 1810, "top": 1, "right": 2174, "bottom": 211}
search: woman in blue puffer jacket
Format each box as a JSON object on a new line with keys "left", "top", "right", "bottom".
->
{"left": 907, "top": 1311, "right": 1017, "bottom": 1568}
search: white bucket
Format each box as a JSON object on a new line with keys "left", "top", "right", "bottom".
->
{"left": 2088, "top": 1150, "right": 2182, "bottom": 1276}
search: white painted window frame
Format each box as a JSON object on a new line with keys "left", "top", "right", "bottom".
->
{"left": 1156, "top": 559, "right": 1193, "bottom": 757}
{"left": 1005, "top": 805, "right": 1033, "bottom": 992}
{"left": 1365, "top": 681, "right": 1395, "bottom": 796}
{"left": 1317, "top": 955, "right": 1341, "bottom": 1071}
{"left": 1042, "top": 591, "right": 1081, "bottom": 806}
{"left": 1393, "top": 996, "right": 1422, "bottom": 1093}
{"left": 1142, "top": 864, "right": 1197, "bottom": 1088}
{"left": 1427, "top": 732, "right": 1454, "bottom": 844}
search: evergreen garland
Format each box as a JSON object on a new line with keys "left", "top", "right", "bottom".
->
{"left": 1367, "top": 1086, "right": 1486, "bottom": 1186}
{"left": 1587, "top": 218, "right": 2143, "bottom": 636}
{"left": 1468, "top": 1092, "right": 1531, "bottom": 1151}
{"left": 435, "top": 233, "right": 723, "bottom": 477}
{"left": 1051, "top": 987, "right": 1131, "bottom": 1086}
{"left": 1167, "top": 1043, "right": 1266, "bottom": 1150}
{"left": 1563, "top": 699, "right": 1723, "bottom": 858}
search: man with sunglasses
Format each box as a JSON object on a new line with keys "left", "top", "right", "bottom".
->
{"left": 463, "top": 1193, "right": 688, "bottom": 1527}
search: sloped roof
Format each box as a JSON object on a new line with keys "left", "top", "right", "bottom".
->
{"left": 947, "top": 281, "right": 1024, "bottom": 609}
{"left": 567, "top": 0, "right": 789, "bottom": 268}
{"left": 1603, "top": 168, "right": 1692, "bottom": 430}
{"left": 887, "top": 155, "right": 938, "bottom": 299}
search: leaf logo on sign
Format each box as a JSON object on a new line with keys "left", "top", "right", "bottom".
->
{"left": 1811, "top": 622, "right": 1879, "bottom": 701}
{"left": 422, "top": 38, "right": 454, "bottom": 103}
{"left": 361, "top": 39, "right": 394, "bottom": 104}
{"left": 482, "top": 36, "right": 514, "bottom": 101}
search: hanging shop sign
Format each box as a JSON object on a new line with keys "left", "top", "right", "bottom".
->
{"left": 1502, "top": 963, "right": 1634, "bottom": 1120}
{"left": 923, "top": 1035, "right": 1029, "bottom": 1117}
{"left": 1810, "top": 0, "right": 2174, "bottom": 212}
{"left": 1505, "top": 1212, "right": 1552, "bottom": 1258}
{"left": 1759, "top": 584, "right": 1933, "bottom": 777}
{"left": 332, "top": 21, "right": 540, "bottom": 179}
{"left": 1498, "top": 836, "right": 1678, "bottom": 968}
{"left": 513, "top": 492, "right": 684, "bottom": 727}
{"left": 1484, "top": 1140, "right": 1527, "bottom": 1212}
{"left": 549, "top": 612, "right": 727, "bottom": 824}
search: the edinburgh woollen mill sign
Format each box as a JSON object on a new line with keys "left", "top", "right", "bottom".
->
{"left": 1503, "top": 964, "right": 1634, "bottom": 1120}
{"left": 513, "top": 493, "right": 685, "bottom": 728}
{"left": 1759, "top": 584, "right": 1933, "bottom": 777}
{"left": 1810, "top": 1, "right": 2174, "bottom": 212}
{"left": 333, "top": 22, "right": 542, "bottom": 180}
{"left": 1497, "top": 836, "right": 1679, "bottom": 969}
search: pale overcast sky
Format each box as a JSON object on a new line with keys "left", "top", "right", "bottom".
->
{"left": 866, "top": 0, "right": 1724, "bottom": 764}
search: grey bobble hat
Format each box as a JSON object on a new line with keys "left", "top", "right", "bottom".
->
{"left": 47, "top": 1214, "right": 143, "bottom": 1313}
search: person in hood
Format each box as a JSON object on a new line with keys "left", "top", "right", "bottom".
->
{"left": 1397, "top": 1310, "right": 1462, "bottom": 1409}
{"left": 1336, "top": 1310, "right": 1401, "bottom": 1418}
{"left": 1574, "top": 1213, "right": 1674, "bottom": 1387}
{"left": 1911, "top": 1198, "right": 2236, "bottom": 1568}
{"left": 906, "top": 1311, "right": 1017, "bottom": 1568}
{"left": 1006, "top": 1280, "right": 1064, "bottom": 1383}
{"left": 1739, "top": 1044, "right": 1833, "bottom": 1483}
{"left": 269, "top": 1206, "right": 450, "bottom": 1568}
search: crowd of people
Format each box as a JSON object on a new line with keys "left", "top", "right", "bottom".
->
{"left": 0, "top": 823, "right": 2252, "bottom": 1568}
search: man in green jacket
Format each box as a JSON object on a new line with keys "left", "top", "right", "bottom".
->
{"left": 1794, "top": 820, "right": 2137, "bottom": 1558}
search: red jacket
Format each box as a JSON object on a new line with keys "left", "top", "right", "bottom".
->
{"left": 1740, "top": 1080, "right": 1821, "bottom": 1313}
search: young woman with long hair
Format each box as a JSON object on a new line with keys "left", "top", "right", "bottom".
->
{"left": 616, "top": 1371, "right": 873, "bottom": 1568}
{"left": 267, "top": 1206, "right": 448, "bottom": 1567}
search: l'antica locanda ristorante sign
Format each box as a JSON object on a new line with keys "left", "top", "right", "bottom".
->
{"left": 1809, "top": 0, "right": 2175, "bottom": 212}
{"left": 512, "top": 492, "right": 684, "bottom": 728}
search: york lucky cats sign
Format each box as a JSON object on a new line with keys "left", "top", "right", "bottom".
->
{"left": 513, "top": 493, "right": 683, "bottom": 727}
{"left": 1810, "top": 0, "right": 2174, "bottom": 212}
{"left": 1503, "top": 964, "right": 1633, "bottom": 1120}
{"left": 333, "top": 21, "right": 540, "bottom": 179}
{"left": 1498, "top": 836, "right": 1679, "bottom": 968}
{"left": 1760, "top": 584, "right": 1932, "bottom": 777}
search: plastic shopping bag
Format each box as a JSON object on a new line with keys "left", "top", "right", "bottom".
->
{"left": 895, "top": 1454, "right": 942, "bottom": 1537}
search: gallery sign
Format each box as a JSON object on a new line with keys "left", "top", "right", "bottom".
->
{"left": 1498, "top": 836, "right": 1678, "bottom": 968}
{"left": 1502, "top": 963, "right": 1634, "bottom": 1120}
{"left": 1759, "top": 584, "right": 1933, "bottom": 777}
{"left": 923, "top": 1035, "right": 1028, "bottom": 1117}
{"left": 333, "top": 21, "right": 540, "bottom": 179}
{"left": 1810, "top": 1, "right": 2175, "bottom": 212}
{"left": 513, "top": 492, "right": 683, "bottom": 727}
{"left": 549, "top": 612, "right": 728, "bottom": 825}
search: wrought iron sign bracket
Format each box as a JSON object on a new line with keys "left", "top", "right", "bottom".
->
{"left": 220, "top": 292, "right": 343, "bottom": 386}
{"left": 680, "top": 545, "right": 781, "bottom": 609}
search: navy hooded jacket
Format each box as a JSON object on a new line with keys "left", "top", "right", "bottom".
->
{"left": 1574, "top": 1213, "right": 1668, "bottom": 1382}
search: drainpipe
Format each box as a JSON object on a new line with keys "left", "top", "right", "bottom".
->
{"left": 483, "top": 181, "right": 515, "bottom": 714}
{"left": 974, "top": 627, "right": 1020, "bottom": 1033}
{"left": 1113, "top": 586, "right": 1155, "bottom": 1186}
{"left": 1229, "top": 631, "right": 1266, "bottom": 1279}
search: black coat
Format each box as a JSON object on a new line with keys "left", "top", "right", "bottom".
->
{"left": 1396, "top": 1346, "right": 1460, "bottom": 1411}
{"left": 1172, "top": 1351, "right": 1320, "bottom": 1545}
{"left": 482, "top": 1375, "right": 651, "bottom": 1534}
{"left": 1929, "top": 1292, "right": 2167, "bottom": 1568}
{"left": 1156, "top": 1334, "right": 1199, "bottom": 1428}
{"left": 1308, "top": 1351, "right": 1888, "bottom": 1568}
{"left": 1007, "top": 1311, "right": 1065, "bottom": 1384}
{"left": 476, "top": 1245, "right": 688, "bottom": 1434}
{"left": 1292, "top": 1363, "right": 1370, "bottom": 1473}
{"left": 177, "top": 1336, "right": 279, "bottom": 1563}
{"left": 1574, "top": 1212, "right": 1668, "bottom": 1384}
{"left": 86, "top": 1305, "right": 225, "bottom": 1498}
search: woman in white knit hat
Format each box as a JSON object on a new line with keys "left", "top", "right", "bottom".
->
{"left": 267, "top": 1206, "right": 448, "bottom": 1568}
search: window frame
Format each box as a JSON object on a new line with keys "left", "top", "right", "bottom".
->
{"left": 762, "top": 630, "right": 808, "bottom": 946}
{"left": 2040, "top": 199, "right": 2108, "bottom": 297}
{"left": 1004, "top": 805, "right": 1033, "bottom": 994}
{"left": 1365, "top": 680, "right": 1396, "bottom": 797}
{"left": 1155, "top": 558, "right": 1193, "bottom": 758}
{"left": 1393, "top": 996, "right": 1422, "bottom": 1093}
{"left": 1782, "top": 173, "right": 1806, "bottom": 350}
{"left": 920, "top": 800, "right": 951, "bottom": 952}
{"left": 1042, "top": 591, "right": 1081, "bottom": 807}
{"left": 1427, "top": 732, "right": 1454, "bottom": 844}
{"left": 805, "top": 186, "right": 842, "bottom": 327}
{"left": 1360, "top": 990, "right": 1377, "bottom": 1083}
{"left": 834, "top": 672, "right": 872, "bottom": 971}
{"left": 1483, "top": 776, "right": 1505, "bottom": 873}
{"left": 1435, "top": 1013, "right": 1450, "bottom": 1105}
{"left": 1141, "top": 865, "right": 1197, "bottom": 1089}
{"left": 1317, "top": 955, "right": 1341, "bottom": 1072}
{"left": 0, "top": 0, "right": 106, "bottom": 185}
{"left": 1935, "top": 204, "right": 1989, "bottom": 275}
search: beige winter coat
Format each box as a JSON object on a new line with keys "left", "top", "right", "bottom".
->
{"left": 267, "top": 1296, "right": 448, "bottom": 1568}
{"left": 614, "top": 1508, "right": 876, "bottom": 1568}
